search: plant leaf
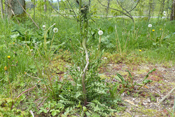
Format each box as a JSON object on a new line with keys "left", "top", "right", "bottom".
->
{"left": 143, "top": 68, "right": 156, "bottom": 81}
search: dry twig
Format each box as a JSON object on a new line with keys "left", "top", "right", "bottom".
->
{"left": 158, "top": 87, "right": 175, "bottom": 105}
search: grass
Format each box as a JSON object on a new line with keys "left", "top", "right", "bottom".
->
{"left": 0, "top": 12, "right": 175, "bottom": 116}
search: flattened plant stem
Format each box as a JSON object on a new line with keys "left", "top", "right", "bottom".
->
{"left": 98, "top": 36, "right": 101, "bottom": 50}
{"left": 82, "top": 38, "right": 89, "bottom": 105}
{"left": 158, "top": 87, "right": 175, "bottom": 105}
{"left": 79, "top": 0, "right": 89, "bottom": 105}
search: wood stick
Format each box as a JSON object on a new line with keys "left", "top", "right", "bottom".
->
{"left": 158, "top": 87, "right": 175, "bottom": 105}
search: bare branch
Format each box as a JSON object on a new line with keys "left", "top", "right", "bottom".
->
{"left": 128, "top": 0, "right": 141, "bottom": 12}
{"left": 11, "top": 80, "right": 41, "bottom": 109}
{"left": 67, "top": 0, "right": 77, "bottom": 19}
{"left": 48, "top": 1, "right": 75, "bottom": 20}
{"left": 106, "top": 0, "right": 110, "bottom": 18}
{"left": 158, "top": 87, "right": 175, "bottom": 105}
{"left": 97, "top": 0, "right": 134, "bottom": 22}
{"left": 116, "top": 0, "right": 134, "bottom": 22}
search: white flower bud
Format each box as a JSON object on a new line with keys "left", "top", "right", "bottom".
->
{"left": 163, "top": 11, "right": 166, "bottom": 16}
{"left": 148, "top": 24, "right": 152, "bottom": 28}
{"left": 98, "top": 30, "right": 103, "bottom": 36}
{"left": 42, "top": 25, "right": 46, "bottom": 29}
{"left": 53, "top": 28, "right": 58, "bottom": 33}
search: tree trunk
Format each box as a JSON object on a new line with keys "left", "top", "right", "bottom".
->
{"left": 160, "top": 0, "right": 165, "bottom": 17}
{"left": 5, "top": 0, "right": 25, "bottom": 18}
{"left": 106, "top": 0, "right": 110, "bottom": 18}
{"left": 170, "top": 0, "right": 175, "bottom": 20}
{"left": 44, "top": 0, "right": 47, "bottom": 12}
{"left": 57, "top": 0, "right": 59, "bottom": 11}
{"left": 33, "top": 0, "right": 35, "bottom": 20}
{"left": 0, "top": 0, "right": 3, "bottom": 19}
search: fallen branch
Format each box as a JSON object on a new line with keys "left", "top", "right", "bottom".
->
{"left": 16, "top": 84, "right": 38, "bottom": 99}
{"left": 37, "top": 96, "right": 48, "bottom": 108}
{"left": 158, "top": 87, "right": 175, "bottom": 105}
{"left": 11, "top": 80, "right": 41, "bottom": 109}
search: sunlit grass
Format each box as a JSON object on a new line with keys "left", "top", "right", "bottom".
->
{"left": 0, "top": 14, "right": 175, "bottom": 116}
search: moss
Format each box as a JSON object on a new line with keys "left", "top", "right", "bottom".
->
{"left": 0, "top": 96, "right": 29, "bottom": 116}
{"left": 49, "top": 51, "right": 72, "bottom": 75}
{"left": 49, "top": 59, "right": 70, "bottom": 74}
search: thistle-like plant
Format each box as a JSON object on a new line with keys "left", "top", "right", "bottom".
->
{"left": 42, "top": 0, "right": 122, "bottom": 116}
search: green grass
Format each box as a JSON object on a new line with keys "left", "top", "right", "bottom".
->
{"left": 0, "top": 12, "right": 175, "bottom": 116}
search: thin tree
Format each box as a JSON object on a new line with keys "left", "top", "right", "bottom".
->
{"left": 106, "top": 0, "right": 110, "bottom": 18}
{"left": 170, "top": 0, "right": 175, "bottom": 20}
{"left": 0, "top": 0, "right": 3, "bottom": 19}
{"left": 158, "top": 0, "right": 165, "bottom": 19}
{"left": 44, "top": 0, "right": 47, "bottom": 12}
{"left": 33, "top": 0, "right": 35, "bottom": 20}
{"left": 148, "top": 0, "right": 153, "bottom": 21}
{"left": 57, "top": 0, "right": 59, "bottom": 11}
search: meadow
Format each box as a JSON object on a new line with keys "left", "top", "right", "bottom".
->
{"left": 1, "top": 12, "right": 175, "bottom": 116}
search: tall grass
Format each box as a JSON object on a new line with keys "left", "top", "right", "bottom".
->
{"left": 0, "top": 12, "right": 175, "bottom": 116}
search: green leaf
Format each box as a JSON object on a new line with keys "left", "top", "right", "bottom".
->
{"left": 143, "top": 79, "right": 152, "bottom": 84}
{"left": 116, "top": 73, "right": 127, "bottom": 86}
{"left": 91, "top": 113, "right": 101, "bottom": 117}
{"left": 94, "top": 105, "right": 100, "bottom": 112}
{"left": 51, "top": 110, "right": 60, "bottom": 116}
{"left": 116, "top": 73, "right": 125, "bottom": 82}
{"left": 126, "top": 70, "right": 132, "bottom": 78}
{"left": 114, "top": 75, "right": 122, "bottom": 81}
{"left": 143, "top": 68, "right": 156, "bottom": 80}
{"left": 75, "top": 92, "right": 82, "bottom": 98}
{"left": 163, "top": 34, "right": 171, "bottom": 40}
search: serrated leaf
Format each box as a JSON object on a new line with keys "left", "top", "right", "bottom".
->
{"left": 75, "top": 92, "right": 82, "bottom": 98}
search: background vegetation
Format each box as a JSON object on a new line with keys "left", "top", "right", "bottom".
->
{"left": 0, "top": 0, "right": 175, "bottom": 116}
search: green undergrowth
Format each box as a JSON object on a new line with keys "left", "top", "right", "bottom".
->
{"left": 0, "top": 13, "right": 175, "bottom": 116}
{"left": 0, "top": 95, "right": 29, "bottom": 117}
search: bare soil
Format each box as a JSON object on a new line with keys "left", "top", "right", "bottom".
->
{"left": 100, "top": 61, "right": 175, "bottom": 117}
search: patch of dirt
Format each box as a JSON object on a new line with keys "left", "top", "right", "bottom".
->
{"left": 50, "top": 52, "right": 175, "bottom": 116}
{"left": 99, "top": 62, "right": 175, "bottom": 116}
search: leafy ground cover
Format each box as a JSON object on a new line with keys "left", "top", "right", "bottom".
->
{"left": 1, "top": 14, "right": 175, "bottom": 116}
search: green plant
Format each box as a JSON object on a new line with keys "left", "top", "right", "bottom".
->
{"left": 0, "top": 95, "right": 29, "bottom": 117}
{"left": 115, "top": 68, "right": 156, "bottom": 93}
{"left": 37, "top": 1, "right": 122, "bottom": 116}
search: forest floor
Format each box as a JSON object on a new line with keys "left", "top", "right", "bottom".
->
{"left": 51, "top": 52, "right": 175, "bottom": 117}
{"left": 99, "top": 58, "right": 175, "bottom": 117}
